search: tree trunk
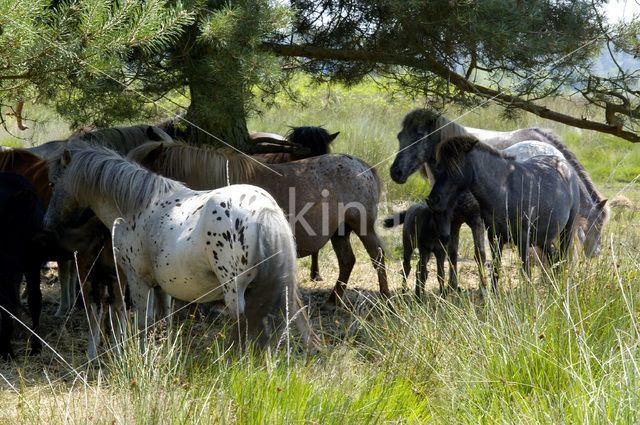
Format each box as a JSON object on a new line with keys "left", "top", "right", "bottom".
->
{"left": 182, "top": 82, "right": 251, "bottom": 150}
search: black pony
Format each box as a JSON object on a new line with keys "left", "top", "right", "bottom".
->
{"left": 0, "top": 171, "right": 45, "bottom": 359}
{"left": 384, "top": 190, "right": 486, "bottom": 297}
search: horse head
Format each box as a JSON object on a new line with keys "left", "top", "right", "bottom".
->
{"left": 582, "top": 199, "right": 608, "bottom": 257}
{"left": 44, "top": 149, "right": 84, "bottom": 236}
{"left": 390, "top": 109, "right": 446, "bottom": 184}
{"left": 288, "top": 126, "right": 339, "bottom": 158}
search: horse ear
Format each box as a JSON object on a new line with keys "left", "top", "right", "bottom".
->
{"left": 328, "top": 132, "right": 340, "bottom": 143}
{"left": 147, "top": 126, "right": 164, "bottom": 141}
{"left": 61, "top": 149, "right": 71, "bottom": 167}
{"left": 598, "top": 199, "right": 608, "bottom": 209}
{"left": 144, "top": 144, "right": 164, "bottom": 166}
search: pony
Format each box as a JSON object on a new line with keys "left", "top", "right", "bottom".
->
{"left": 44, "top": 143, "right": 316, "bottom": 357}
{"left": 252, "top": 126, "right": 340, "bottom": 163}
{"left": 426, "top": 136, "right": 581, "bottom": 291}
{"left": 0, "top": 147, "right": 79, "bottom": 317}
{"left": 384, "top": 191, "right": 486, "bottom": 297}
{"left": 127, "top": 142, "right": 389, "bottom": 308}
{"left": 26, "top": 124, "right": 173, "bottom": 159}
{"left": 389, "top": 109, "right": 609, "bottom": 258}
{"left": 0, "top": 172, "right": 45, "bottom": 359}
{"left": 252, "top": 126, "right": 340, "bottom": 281}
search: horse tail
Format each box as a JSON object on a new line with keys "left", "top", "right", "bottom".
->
{"left": 531, "top": 128, "right": 609, "bottom": 221}
{"left": 383, "top": 210, "right": 407, "bottom": 228}
{"left": 254, "top": 206, "right": 320, "bottom": 351}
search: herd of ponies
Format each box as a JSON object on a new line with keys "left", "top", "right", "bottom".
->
{"left": 0, "top": 108, "right": 609, "bottom": 361}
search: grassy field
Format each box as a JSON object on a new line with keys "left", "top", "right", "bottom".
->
{"left": 2, "top": 79, "right": 640, "bottom": 423}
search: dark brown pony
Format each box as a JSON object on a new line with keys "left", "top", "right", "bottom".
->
{"left": 0, "top": 147, "right": 51, "bottom": 206}
{"left": 251, "top": 126, "right": 339, "bottom": 164}
{"left": 251, "top": 126, "right": 339, "bottom": 281}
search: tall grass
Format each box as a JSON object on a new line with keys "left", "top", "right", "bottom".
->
{"left": 1, "top": 77, "right": 640, "bottom": 423}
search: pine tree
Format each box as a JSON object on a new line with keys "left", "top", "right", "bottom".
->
{"left": 0, "top": 0, "right": 192, "bottom": 130}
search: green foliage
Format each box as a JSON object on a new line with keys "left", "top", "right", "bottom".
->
{"left": 0, "top": 0, "right": 193, "bottom": 128}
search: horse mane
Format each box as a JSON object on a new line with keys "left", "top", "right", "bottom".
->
{"left": 74, "top": 125, "right": 172, "bottom": 153}
{"left": 0, "top": 147, "right": 43, "bottom": 170}
{"left": 529, "top": 127, "right": 609, "bottom": 219}
{"left": 129, "top": 141, "right": 262, "bottom": 188}
{"left": 401, "top": 109, "right": 470, "bottom": 141}
{"left": 436, "top": 135, "right": 514, "bottom": 173}
{"left": 55, "top": 142, "right": 183, "bottom": 214}
{"left": 434, "top": 114, "right": 471, "bottom": 141}
{"left": 435, "top": 136, "right": 478, "bottom": 173}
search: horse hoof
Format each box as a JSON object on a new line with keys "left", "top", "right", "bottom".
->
{"left": 28, "top": 345, "right": 42, "bottom": 357}
{"left": 311, "top": 274, "right": 324, "bottom": 282}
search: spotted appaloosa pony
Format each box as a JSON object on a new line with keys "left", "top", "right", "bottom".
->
{"left": 128, "top": 142, "right": 388, "bottom": 309}
{"left": 44, "top": 143, "right": 317, "bottom": 357}
{"left": 384, "top": 191, "right": 486, "bottom": 296}
{"left": 427, "top": 136, "right": 581, "bottom": 292}
{"left": 252, "top": 126, "right": 340, "bottom": 281}
{"left": 0, "top": 172, "right": 44, "bottom": 359}
{"left": 389, "top": 109, "right": 608, "bottom": 258}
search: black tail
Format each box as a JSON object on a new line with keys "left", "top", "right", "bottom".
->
{"left": 383, "top": 210, "right": 407, "bottom": 228}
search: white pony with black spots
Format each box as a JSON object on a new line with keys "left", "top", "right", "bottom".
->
{"left": 44, "top": 142, "right": 316, "bottom": 359}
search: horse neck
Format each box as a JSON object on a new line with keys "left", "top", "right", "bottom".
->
{"left": 23, "top": 160, "right": 51, "bottom": 206}
{"left": 465, "top": 148, "right": 512, "bottom": 209}
{"left": 71, "top": 159, "right": 180, "bottom": 225}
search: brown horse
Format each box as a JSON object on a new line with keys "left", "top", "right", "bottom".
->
{"left": 0, "top": 147, "right": 51, "bottom": 206}
{"left": 251, "top": 126, "right": 340, "bottom": 281}
{"left": 128, "top": 141, "right": 388, "bottom": 308}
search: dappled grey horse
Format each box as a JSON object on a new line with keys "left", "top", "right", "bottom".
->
{"left": 389, "top": 109, "right": 608, "bottom": 257}
{"left": 426, "top": 136, "right": 581, "bottom": 291}
{"left": 502, "top": 140, "right": 607, "bottom": 257}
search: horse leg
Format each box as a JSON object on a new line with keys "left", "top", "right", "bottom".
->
{"left": 357, "top": 227, "right": 390, "bottom": 301}
{"left": 446, "top": 226, "right": 461, "bottom": 291}
{"left": 55, "top": 260, "right": 75, "bottom": 317}
{"left": 470, "top": 216, "right": 487, "bottom": 288}
{"left": 324, "top": 230, "right": 355, "bottom": 309}
{"left": 25, "top": 256, "right": 42, "bottom": 356}
{"left": 125, "top": 272, "right": 153, "bottom": 353}
{"left": 402, "top": 241, "right": 413, "bottom": 292}
{"left": 107, "top": 271, "right": 128, "bottom": 359}
{"left": 518, "top": 227, "right": 532, "bottom": 282}
{"left": 435, "top": 247, "right": 447, "bottom": 297}
{"left": 310, "top": 253, "right": 323, "bottom": 281}
{"left": 402, "top": 227, "right": 414, "bottom": 292}
{"left": 0, "top": 271, "right": 21, "bottom": 359}
{"left": 415, "top": 248, "right": 429, "bottom": 300}
{"left": 489, "top": 234, "right": 504, "bottom": 294}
